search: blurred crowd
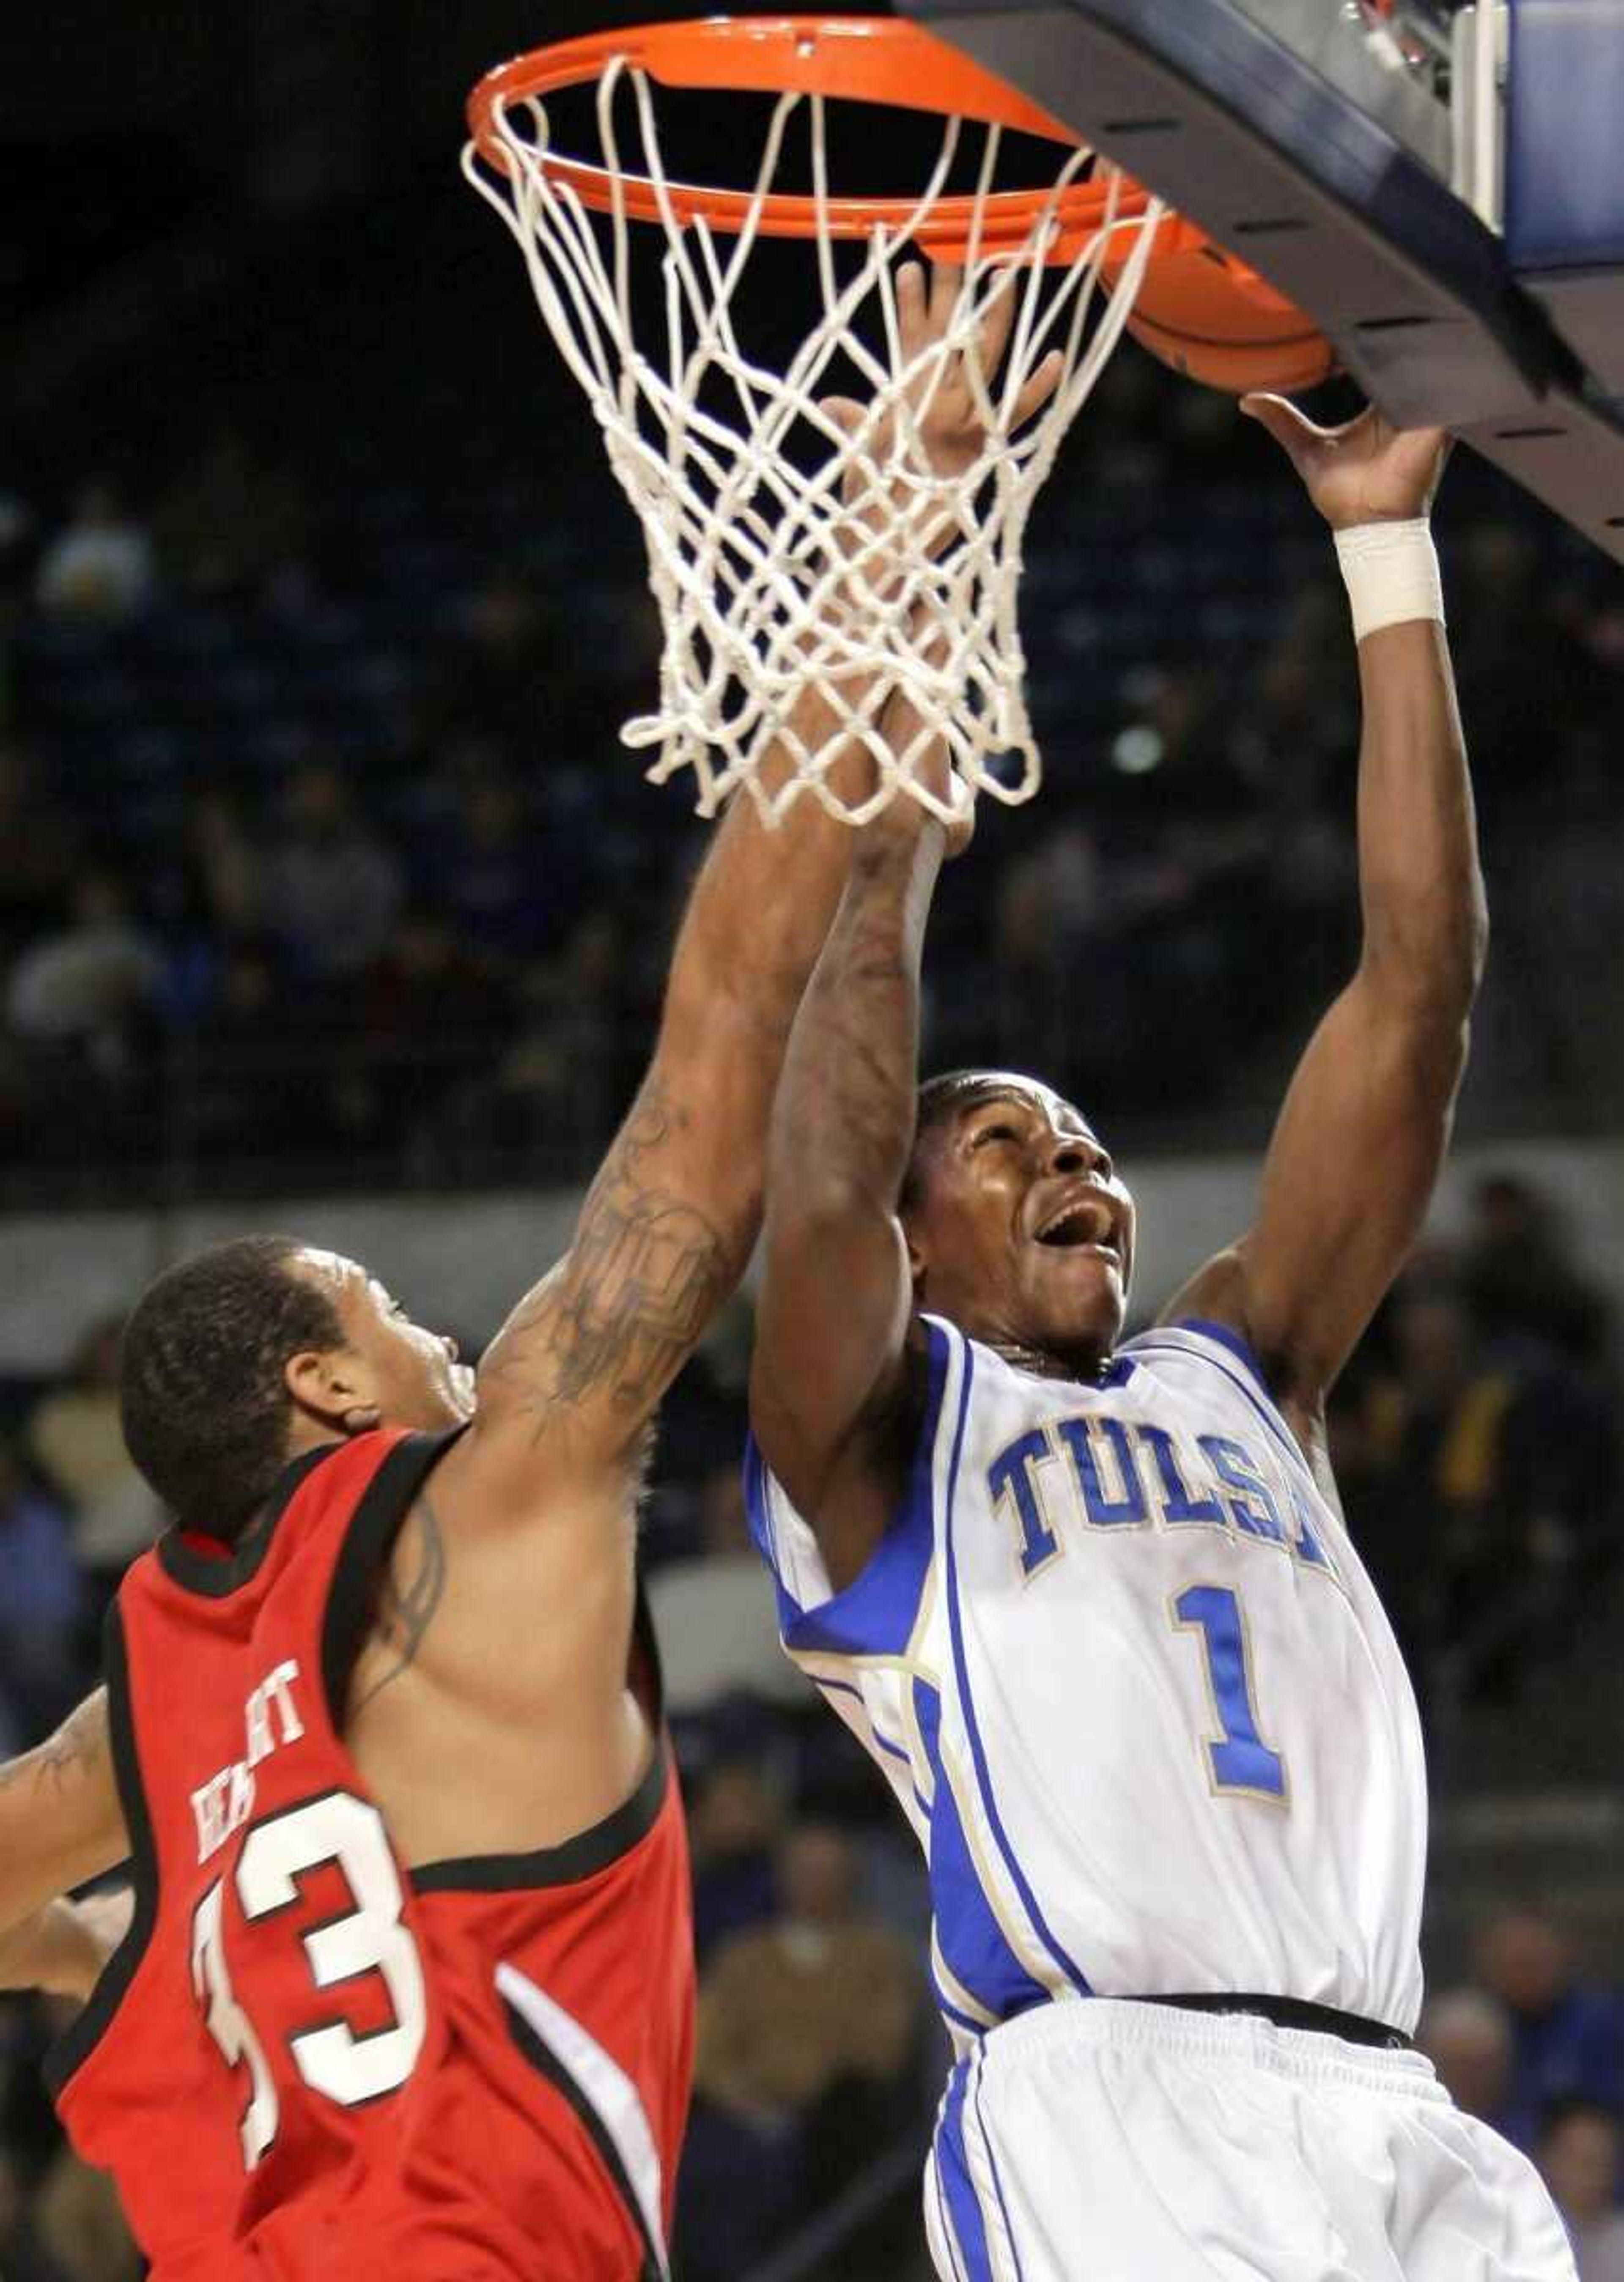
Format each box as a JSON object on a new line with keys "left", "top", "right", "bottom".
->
{"left": 1, "top": 152, "right": 1622, "bottom": 2282}
{"left": 1420, "top": 1910, "right": 1624, "bottom": 2282}
{"left": 0, "top": 1146, "right": 1619, "bottom": 2277}
{"left": 1329, "top": 1170, "right": 1620, "bottom": 1735}
{"left": 2, "top": 332, "right": 1622, "bottom": 1203}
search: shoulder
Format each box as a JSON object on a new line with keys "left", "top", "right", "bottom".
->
{"left": 1124, "top": 1314, "right": 1328, "bottom": 1470}
{"left": 1152, "top": 1246, "right": 1327, "bottom": 1439}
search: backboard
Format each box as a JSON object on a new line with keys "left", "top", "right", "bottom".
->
{"left": 897, "top": 0, "right": 1624, "bottom": 560}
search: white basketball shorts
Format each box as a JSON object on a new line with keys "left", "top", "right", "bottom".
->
{"left": 924, "top": 1998, "right": 1576, "bottom": 2282}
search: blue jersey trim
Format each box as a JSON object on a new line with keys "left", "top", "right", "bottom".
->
{"left": 914, "top": 1679, "right": 1050, "bottom": 2025}
{"left": 1173, "top": 1317, "right": 1273, "bottom": 1396}
{"left": 742, "top": 1322, "right": 949, "bottom": 1661}
{"left": 815, "top": 1675, "right": 913, "bottom": 1771}
{"left": 942, "top": 1333, "right": 1093, "bottom": 1999}
{"left": 931, "top": 1974, "right": 990, "bottom": 2039}
{"left": 935, "top": 2057, "right": 995, "bottom": 2282}
{"left": 1127, "top": 1325, "right": 1311, "bottom": 1481}
{"left": 930, "top": 2151, "right": 971, "bottom": 2282}
{"left": 972, "top": 2052, "right": 1025, "bottom": 2282}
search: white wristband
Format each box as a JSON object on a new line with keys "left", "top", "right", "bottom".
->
{"left": 1333, "top": 518, "right": 1444, "bottom": 644}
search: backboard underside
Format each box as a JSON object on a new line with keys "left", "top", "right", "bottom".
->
{"left": 900, "top": 0, "right": 1624, "bottom": 562}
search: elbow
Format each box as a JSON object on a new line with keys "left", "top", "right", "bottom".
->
{"left": 1458, "top": 883, "right": 1490, "bottom": 1000}
{"left": 1364, "top": 888, "right": 1487, "bottom": 1028}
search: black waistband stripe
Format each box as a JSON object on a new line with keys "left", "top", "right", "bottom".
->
{"left": 1139, "top": 1993, "right": 1412, "bottom": 2051}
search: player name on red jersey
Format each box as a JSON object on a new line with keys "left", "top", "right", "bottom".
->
{"left": 190, "top": 1658, "right": 306, "bottom": 1864}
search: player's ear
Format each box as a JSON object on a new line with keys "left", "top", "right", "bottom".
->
{"left": 904, "top": 1225, "right": 929, "bottom": 1295}
{"left": 285, "top": 1348, "right": 383, "bottom": 1437}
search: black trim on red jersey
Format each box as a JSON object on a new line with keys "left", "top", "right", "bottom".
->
{"left": 319, "top": 1426, "right": 470, "bottom": 1727}
{"left": 411, "top": 1739, "right": 669, "bottom": 1896}
{"left": 44, "top": 1607, "right": 160, "bottom": 2098}
{"left": 628, "top": 1591, "right": 665, "bottom": 1731}
{"left": 157, "top": 1442, "right": 344, "bottom": 1597}
{"left": 501, "top": 1993, "right": 664, "bottom": 2282}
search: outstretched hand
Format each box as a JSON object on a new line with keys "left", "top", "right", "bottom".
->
{"left": 822, "top": 259, "right": 1064, "bottom": 486}
{"left": 1240, "top": 396, "right": 1450, "bottom": 527}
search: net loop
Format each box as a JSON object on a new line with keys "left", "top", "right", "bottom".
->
{"left": 464, "top": 20, "right": 1163, "bottom": 823}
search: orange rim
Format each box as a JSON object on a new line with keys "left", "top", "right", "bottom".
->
{"left": 466, "top": 14, "right": 1158, "bottom": 262}
{"left": 466, "top": 12, "right": 1331, "bottom": 355}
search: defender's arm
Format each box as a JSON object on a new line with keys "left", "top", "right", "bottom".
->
{"left": 454, "top": 259, "right": 1057, "bottom": 1504}
{"left": 0, "top": 1693, "right": 129, "bottom": 1945}
{"left": 1167, "top": 406, "right": 1482, "bottom": 1415}
{"left": 750, "top": 795, "right": 954, "bottom": 1591}
{"left": 453, "top": 704, "right": 866, "bottom": 1494}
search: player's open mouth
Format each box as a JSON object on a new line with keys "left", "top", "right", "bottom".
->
{"left": 1033, "top": 1198, "right": 1121, "bottom": 1257}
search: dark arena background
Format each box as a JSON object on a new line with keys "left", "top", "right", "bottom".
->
{"left": 2, "top": 6, "right": 1621, "bottom": 2277}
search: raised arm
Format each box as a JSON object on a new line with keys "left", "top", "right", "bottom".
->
{"left": 460, "top": 734, "right": 863, "bottom": 1493}
{"left": 458, "top": 261, "right": 1059, "bottom": 1500}
{"left": 750, "top": 781, "right": 959, "bottom": 1589}
{"left": 0, "top": 1692, "right": 128, "bottom": 1953}
{"left": 1166, "top": 403, "right": 1484, "bottom": 1422}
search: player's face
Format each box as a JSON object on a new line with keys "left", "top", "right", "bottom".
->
{"left": 294, "top": 1250, "right": 476, "bottom": 1433}
{"left": 903, "top": 1079, "right": 1134, "bottom": 1371}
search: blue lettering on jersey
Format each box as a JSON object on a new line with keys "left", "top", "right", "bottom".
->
{"left": 1056, "top": 1417, "right": 1149, "bottom": 1528}
{"left": 1284, "top": 1476, "right": 1331, "bottom": 1571}
{"left": 985, "top": 1415, "right": 1335, "bottom": 1583}
{"left": 987, "top": 1428, "right": 1061, "bottom": 1579}
{"left": 1138, "top": 1425, "right": 1226, "bottom": 1529}
{"left": 1200, "top": 1434, "right": 1286, "bottom": 1544}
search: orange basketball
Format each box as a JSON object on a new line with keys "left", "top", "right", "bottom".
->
{"left": 1103, "top": 215, "right": 1336, "bottom": 395}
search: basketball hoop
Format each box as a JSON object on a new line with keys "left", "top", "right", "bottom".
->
{"left": 462, "top": 19, "right": 1245, "bottom": 823}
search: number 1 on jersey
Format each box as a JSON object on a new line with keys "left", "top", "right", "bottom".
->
{"left": 1172, "top": 1585, "right": 1287, "bottom": 1801}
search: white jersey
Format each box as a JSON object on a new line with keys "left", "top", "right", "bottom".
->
{"left": 746, "top": 1315, "right": 1427, "bottom": 2046}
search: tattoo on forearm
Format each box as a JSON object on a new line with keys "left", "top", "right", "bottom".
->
{"left": 486, "top": 1083, "right": 735, "bottom": 1439}
{"left": 354, "top": 1495, "right": 448, "bottom": 1712}
{"left": 0, "top": 1693, "right": 109, "bottom": 1804}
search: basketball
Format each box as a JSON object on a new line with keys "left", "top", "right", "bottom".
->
{"left": 1106, "top": 226, "right": 1339, "bottom": 395}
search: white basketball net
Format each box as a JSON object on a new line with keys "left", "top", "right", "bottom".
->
{"left": 465, "top": 61, "right": 1162, "bottom": 824}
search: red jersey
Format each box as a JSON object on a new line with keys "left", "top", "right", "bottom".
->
{"left": 49, "top": 1430, "right": 694, "bottom": 2280}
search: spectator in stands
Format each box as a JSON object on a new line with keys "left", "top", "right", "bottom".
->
{"left": 1416, "top": 1986, "right": 1520, "bottom": 2143}
{"left": 358, "top": 907, "right": 514, "bottom": 1162}
{"left": 0, "top": 1441, "right": 83, "bottom": 1741}
{"left": 185, "top": 942, "right": 312, "bottom": 1165}
{"left": 1538, "top": 2100, "right": 1624, "bottom": 2282}
{"left": 687, "top": 1758, "right": 785, "bottom": 1965}
{"left": 0, "top": 741, "right": 75, "bottom": 961}
{"left": 33, "top": 483, "right": 154, "bottom": 623}
{"left": 0, "top": 2146, "right": 70, "bottom": 2282}
{"left": 30, "top": 2145, "right": 140, "bottom": 2282}
{"left": 1476, "top": 1909, "right": 1624, "bottom": 2142}
{"left": 6, "top": 870, "right": 159, "bottom": 1071}
{"left": 27, "top": 1315, "right": 159, "bottom": 1619}
{"left": 680, "top": 1822, "right": 921, "bottom": 2279}
{"left": 697, "top": 1822, "right": 918, "bottom": 2119}
{"left": 153, "top": 426, "right": 309, "bottom": 599}
{"left": 415, "top": 571, "right": 579, "bottom": 762}
{"left": 149, "top": 792, "right": 262, "bottom": 1027}
{"left": 992, "top": 820, "right": 1107, "bottom": 1083}
{"left": 261, "top": 761, "right": 403, "bottom": 980}
{"left": 647, "top": 1465, "right": 808, "bottom": 1722}
{"left": 494, "top": 908, "right": 635, "bottom": 1176}
{"left": 412, "top": 770, "right": 561, "bottom": 963}
{"left": 1459, "top": 1173, "right": 1612, "bottom": 1371}
{"left": 1352, "top": 1280, "right": 1608, "bottom": 1698}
